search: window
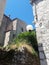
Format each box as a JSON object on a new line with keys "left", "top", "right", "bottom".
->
{"left": 13, "top": 34, "right": 15, "bottom": 38}
{"left": 21, "top": 28, "right": 23, "bottom": 32}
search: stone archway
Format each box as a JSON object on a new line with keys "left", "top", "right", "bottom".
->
{"left": 30, "top": 0, "right": 49, "bottom": 65}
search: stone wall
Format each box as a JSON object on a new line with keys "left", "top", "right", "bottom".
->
{"left": 4, "top": 31, "right": 11, "bottom": 47}
{"left": 36, "top": 0, "right": 49, "bottom": 65}
{"left": 31, "top": 0, "right": 49, "bottom": 65}
{"left": 0, "top": 15, "right": 26, "bottom": 46}
{"left": 16, "top": 19, "right": 26, "bottom": 35}
{"left": 0, "top": 15, "right": 7, "bottom": 45}
{"left": 0, "top": 47, "right": 40, "bottom": 65}
{"left": 0, "top": 0, "right": 6, "bottom": 27}
{"left": 12, "top": 18, "right": 26, "bottom": 37}
{"left": 0, "top": 15, "right": 12, "bottom": 46}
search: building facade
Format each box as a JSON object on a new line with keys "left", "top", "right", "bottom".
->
{"left": 0, "top": 15, "right": 12, "bottom": 46}
{"left": 0, "top": 0, "right": 6, "bottom": 27}
{"left": 0, "top": 15, "right": 26, "bottom": 47}
{"left": 12, "top": 18, "right": 26, "bottom": 37}
{"left": 0, "top": 0, "right": 6, "bottom": 45}
{"left": 30, "top": 0, "right": 49, "bottom": 65}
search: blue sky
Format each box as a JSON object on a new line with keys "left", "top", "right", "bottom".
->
{"left": 4, "top": 0, "right": 34, "bottom": 25}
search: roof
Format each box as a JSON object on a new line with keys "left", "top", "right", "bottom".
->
{"left": 12, "top": 18, "right": 27, "bottom": 25}
{"left": 4, "top": 14, "right": 12, "bottom": 21}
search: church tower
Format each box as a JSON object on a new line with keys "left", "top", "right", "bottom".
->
{"left": 30, "top": 0, "right": 49, "bottom": 65}
{"left": 0, "top": 0, "right": 6, "bottom": 27}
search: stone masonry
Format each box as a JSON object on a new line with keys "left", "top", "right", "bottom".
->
{"left": 0, "top": 47, "right": 39, "bottom": 65}
{"left": 0, "top": 0, "right": 26, "bottom": 46}
{"left": 4, "top": 18, "right": 27, "bottom": 47}
{"left": 30, "top": 0, "right": 49, "bottom": 65}
{"left": 0, "top": 0, "right": 6, "bottom": 45}
{"left": 0, "top": 15, "right": 26, "bottom": 47}
{"left": 0, "top": 15, "right": 12, "bottom": 46}
{"left": 0, "top": 0, "right": 6, "bottom": 27}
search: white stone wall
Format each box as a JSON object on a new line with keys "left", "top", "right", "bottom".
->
{"left": 13, "top": 19, "right": 17, "bottom": 31}
{"left": 4, "top": 31, "right": 10, "bottom": 47}
{"left": 0, "top": 0, "right": 6, "bottom": 26}
{"left": 32, "top": 0, "right": 49, "bottom": 65}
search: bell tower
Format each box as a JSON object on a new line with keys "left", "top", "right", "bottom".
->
{"left": 30, "top": 0, "right": 49, "bottom": 65}
{"left": 0, "top": 0, "right": 6, "bottom": 27}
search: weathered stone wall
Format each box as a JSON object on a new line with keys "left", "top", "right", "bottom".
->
{"left": 36, "top": 0, "right": 49, "bottom": 65}
{"left": 31, "top": 0, "right": 49, "bottom": 65}
{"left": 16, "top": 19, "right": 26, "bottom": 35}
{"left": 0, "top": 15, "right": 7, "bottom": 45}
{"left": 0, "top": 0, "right": 6, "bottom": 27}
{"left": 12, "top": 18, "right": 26, "bottom": 37}
{"left": 0, "top": 48, "right": 40, "bottom": 65}
{"left": 0, "top": 15, "right": 26, "bottom": 46}
{"left": 0, "top": 15, "right": 12, "bottom": 46}
{"left": 12, "top": 19, "right": 18, "bottom": 35}
{"left": 4, "top": 31, "right": 11, "bottom": 47}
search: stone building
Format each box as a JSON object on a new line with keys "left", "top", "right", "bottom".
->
{"left": 0, "top": 0, "right": 6, "bottom": 45}
{"left": 0, "top": 15, "right": 26, "bottom": 47}
{"left": 30, "top": 0, "right": 49, "bottom": 65}
{"left": 0, "top": 15, "right": 12, "bottom": 46}
{"left": 0, "top": 0, "right": 6, "bottom": 27}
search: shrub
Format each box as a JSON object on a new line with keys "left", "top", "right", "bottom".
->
{"left": 12, "top": 31, "right": 38, "bottom": 53}
{"left": 18, "top": 31, "right": 38, "bottom": 51}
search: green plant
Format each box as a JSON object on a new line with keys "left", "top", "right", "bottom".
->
{"left": 12, "top": 31, "right": 38, "bottom": 53}
{"left": 18, "top": 31, "right": 38, "bottom": 52}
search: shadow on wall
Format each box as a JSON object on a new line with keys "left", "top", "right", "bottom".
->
{"left": 30, "top": 0, "right": 43, "bottom": 5}
{"left": 38, "top": 43, "right": 47, "bottom": 65}
{"left": 35, "top": 0, "right": 43, "bottom": 5}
